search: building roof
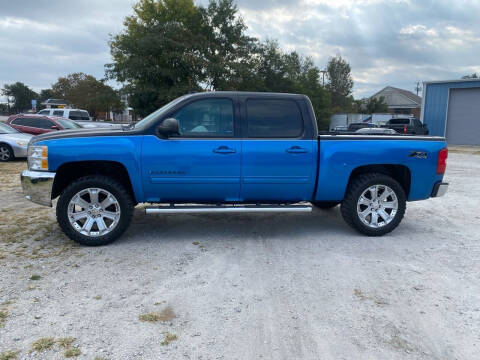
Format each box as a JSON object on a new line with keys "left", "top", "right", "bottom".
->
{"left": 371, "top": 86, "right": 421, "bottom": 108}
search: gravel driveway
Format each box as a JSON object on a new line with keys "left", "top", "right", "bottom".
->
{"left": 1, "top": 150, "right": 479, "bottom": 359}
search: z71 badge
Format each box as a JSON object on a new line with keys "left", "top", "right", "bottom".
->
{"left": 409, "top": 151, "right": 428, "bottom": 159}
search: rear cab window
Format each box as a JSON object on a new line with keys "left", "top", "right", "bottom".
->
{"left": 388, "top": 119, "right": 410, "bottom": 125}
{"left": 246, "top": 99, "right": 304, "bottom": 138}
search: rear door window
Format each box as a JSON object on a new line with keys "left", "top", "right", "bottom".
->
{"left": 68, "top": 111, "right": 90, "bottom": 120}
{"left": 12, "top": 118, "right": 36, "bottom": 127}
{"left": 246, "top": 99, "right": 303, "bottom": 138}
{"left": 53, "top": 110, "right": 64, "bottom": 116}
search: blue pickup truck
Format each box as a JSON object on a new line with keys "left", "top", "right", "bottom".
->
{"left": 21, "top": 92, "right": 449, "bottom": 246}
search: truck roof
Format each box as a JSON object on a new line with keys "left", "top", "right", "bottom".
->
{"left": 185, "top": 91, "right": 307, "bottom": 99}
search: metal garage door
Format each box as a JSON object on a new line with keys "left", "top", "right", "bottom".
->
{"left": 446, "top": 88, "right": 480, "bottom": 145}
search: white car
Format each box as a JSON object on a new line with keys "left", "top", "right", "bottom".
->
{"left": 0, "top": 122, "right": 32, "bottom": 161}
{"left": 37, "top": 109, "right": 119, "bottom": 129}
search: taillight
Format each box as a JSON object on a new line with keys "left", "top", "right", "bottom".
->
{"left": 437, "top": 148, "right": 448, "bottom": 174}
{"left": 403, "top": 125, "right": 407, "bottom": 134}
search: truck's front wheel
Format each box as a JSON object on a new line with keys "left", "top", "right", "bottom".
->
{"left": 56, "top": 175, "right": 134, "bottom": 246}
{"left": 341, "top": 173, "right": 406, "bottom": 236}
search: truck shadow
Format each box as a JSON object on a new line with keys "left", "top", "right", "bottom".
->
{"left": 120, "top": 206, "right": 358, "bottom": 245}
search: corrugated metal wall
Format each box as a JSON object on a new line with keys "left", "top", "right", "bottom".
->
{"left": 422, "top": 80, "right": 480, "bottom": 137}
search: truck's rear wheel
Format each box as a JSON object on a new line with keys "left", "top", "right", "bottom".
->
{"left": 341, "top": 173, "right": 406, "bottom": 236}
{"left": 56, "top": 175, "right": 134, "bottom": 246}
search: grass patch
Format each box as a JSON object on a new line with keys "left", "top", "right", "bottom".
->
{"left": 64, "top": 348, "right": 81, "bottom": 357}
{"left": 94, "top": 357, "right": 107, "bottom": 360}
{"left": 0, "top": 309, "right": 8, "bottom": 327}
{"left": 192, "top": 241, "right": 200, "bottom": 245}
{"left": 29, "top": 274, "right": 41, "bottom": 281}
{"left": 160, "top": 333, "right": 177, "bottom": 346}
{"left": 31, "top": 337, "right": 55, "bottom": 352}
{"left": 139, "top": 306, "right": 176, "bottom": 323}
{"left": 57, "top": 337, "right": 75, "bottom": 348}
{"left": 94, "top": 295, "right": 102, "bottom": 300}
{"left": 0, "top": 350, "right": 19, "bottom": 360}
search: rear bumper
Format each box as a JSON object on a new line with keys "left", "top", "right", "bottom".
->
{"left": 431, "top": 182, "right": 449, "bottom": 197}
{"left": 20, "top": 170, "right": 56, "bottom": 207}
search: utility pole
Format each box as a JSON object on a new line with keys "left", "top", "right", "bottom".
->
{"left": 414, "top": 81, "right": 421, "bottom": 96}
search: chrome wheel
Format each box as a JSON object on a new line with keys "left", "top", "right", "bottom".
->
{"left": 67, "top": 188, "right": 121, "bottom": 237}
{"left": 0, "top": 146, "right": 11, "bottom": 161}
{"left": 357, "top": 185, "right": 398, "bottom": 228}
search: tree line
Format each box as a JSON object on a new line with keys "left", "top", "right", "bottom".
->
{"left": 1, "top": 74, "right": 123, "bottom": 119}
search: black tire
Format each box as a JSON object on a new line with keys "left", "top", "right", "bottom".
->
{"left": 340, "top": 173, "right": 406, "bottom": 236}
{"left": 56, "top": 175, "right": 134, "bottom": 246}
{"left": 0, "top": 143, "right": 14, "bottom": 162}
{"left": 312, "top": 201, "right": 340, "bottom": 209}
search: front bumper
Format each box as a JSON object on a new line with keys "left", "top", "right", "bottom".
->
{"left": 431, "top": 182, "right": 449, "bottom": 197}
{"left": 21, "top": 170, "right": 56, "bottom": 207}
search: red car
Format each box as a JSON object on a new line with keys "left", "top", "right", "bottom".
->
{"left": 6, "top": 114, "right": 82, "bottom": 135}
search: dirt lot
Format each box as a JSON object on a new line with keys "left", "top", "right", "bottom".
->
{"left": 1, "top": 150, "right": 479, "bottom": 360}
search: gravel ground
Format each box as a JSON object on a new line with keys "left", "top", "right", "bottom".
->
{"left": 1, "top": 151, "right": 479, "bottom": 360}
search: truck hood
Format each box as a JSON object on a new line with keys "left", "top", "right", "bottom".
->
{"left": 30, "top": 128, "right": 127, "bottom": 143}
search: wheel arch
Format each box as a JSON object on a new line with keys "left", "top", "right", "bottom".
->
{"left": 52, "top": 160, "right": 137, "bottom": 204}
{"left": 346, "top": 164, "right": 411, "bottom": 198}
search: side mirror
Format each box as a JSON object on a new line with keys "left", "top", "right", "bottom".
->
{"left": 156, "top": 118, "right": 179, "bottom": 138}
{"left": 51, "top": 125, "right": 60, "bottom": 130}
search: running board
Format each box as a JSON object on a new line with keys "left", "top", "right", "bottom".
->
{"left": 145, "top": 204, "right": 312, "bottom": 214}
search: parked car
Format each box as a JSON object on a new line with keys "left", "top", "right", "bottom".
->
{"left": 20, "top": 92, "right": 448, "bottom": 246}
{"left": 383, "top": 118, "right": 429, "bottom": 135}
{"left": 37, "top": 108, "right": 120, "bottom": 129}
{"left": 347, "top": 122, "right": 376, "bottom": 131}
{"left": 0, "top": 122, "right": 32, "bottom": 161}
{"left": 356, "top": 127, "right": 397, "bottom": 135}
{"left": 6, "top": 114, "right": 82, "bottom": 135}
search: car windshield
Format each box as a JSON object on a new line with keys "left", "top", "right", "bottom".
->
{"left": 55, "top": 118, "right": 83, "bottom": 129}
{"left": 0, "top": 122, "right": 19, "bottom": 134}
{"left": 132, "top": 96, "right": 187, "bottom": 130}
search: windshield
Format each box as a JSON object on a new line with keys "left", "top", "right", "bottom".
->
{"left": 133, "top": 96, "right": 187, "bottom": 130}
{"left": 55, "top": 118, "right": 83, "bottom": 129}
{"left": 0, "top": 122, "right": 18, "bottom": 134}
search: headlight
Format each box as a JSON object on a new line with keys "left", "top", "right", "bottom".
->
{"left": 16, "top": 140, "right": 29, "bottom": 147}
{"left": 28, "top": 145, "right": 48, "bottom": 171}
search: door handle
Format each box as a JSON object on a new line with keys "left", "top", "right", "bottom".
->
{"left": 213, "top": 146, "right": 236, "bottom": 154}
{"left": 286, "top": 146, "right": 308, "bottom": 154}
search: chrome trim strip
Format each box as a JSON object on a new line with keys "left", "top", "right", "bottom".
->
{"left": 20, "top": 170, "right": 56, "bottom": 207}
{"left": 145, "top": 204, "right": 312, "bottom": 214}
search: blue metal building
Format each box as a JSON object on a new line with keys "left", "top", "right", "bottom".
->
{"left": 421, "top": 79, "right": 480, "bottom": 145}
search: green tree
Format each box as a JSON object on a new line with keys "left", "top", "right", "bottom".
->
{"left": 365, "top": 96, "right": 388, "bottom": 113}
{"left": 52, "top": 73, "right": 123, "bottom": 118}
{"left": 107, "top": 0, "right": 204, "bottom": 117}
{"left": 1, "top": 82, "right": 38, "bottom": 113}
{"left": 199, "top": 0, "right": 258, "bottom": 90}
{"left": 326, "top": 55, "right": 354, "bottom": 111}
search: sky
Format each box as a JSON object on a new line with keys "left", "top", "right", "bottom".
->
{"left": 1, "top": 0, "right": 479, "bottom": 101}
